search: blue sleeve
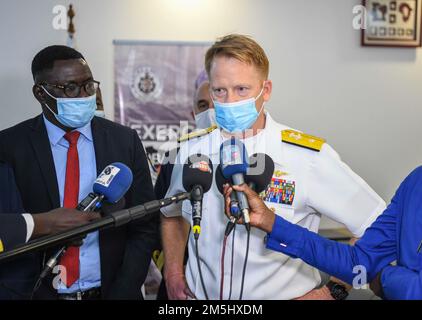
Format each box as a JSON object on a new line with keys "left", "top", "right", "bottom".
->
{"left": 266, "top": 183, "right": 402, "bottom": 285}
{"left": 0, "top": 214, "right": 27, "bottom": 250}
{"left": 0, "top": 162, "right": 24, "bottom": 214}
{"left": 381, "top": 265, "right": 422, "bottom": 299}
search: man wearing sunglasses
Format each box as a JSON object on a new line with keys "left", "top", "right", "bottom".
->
{"left": 0, "top": 45, "right": 158, "bottom": 300}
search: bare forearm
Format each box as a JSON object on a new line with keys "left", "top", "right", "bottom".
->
{"left": 161, "top": 215, "right": 190, "bottom": 279}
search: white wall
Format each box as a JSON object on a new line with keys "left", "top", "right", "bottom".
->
{"left": 1, "top": 0, "right": 422, "bottom": 228}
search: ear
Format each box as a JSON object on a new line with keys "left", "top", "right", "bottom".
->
{"left": 262, "top": 80, "right": 272, "bottom": 102}
{"left": 32, "top": 84, "right": 46, "bottom": 104}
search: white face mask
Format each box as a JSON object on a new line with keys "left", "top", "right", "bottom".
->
{"left": 194, "top": 108, "right": 216, "bottom": 129}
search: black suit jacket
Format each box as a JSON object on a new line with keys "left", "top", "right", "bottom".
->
{"left": 0, "top": 115, "right": 159, "bottom": 299}
{"left": 0, "top": 162, "right": 24, "bottom": 215}
{"left": 0, "top": 214, "right": 26, "bottom": 252}
{"left": 0, "top": 161, "right": 26, "bottom": 251}
{"left": 0, "top": 161, "right": 27, "bottom": 299}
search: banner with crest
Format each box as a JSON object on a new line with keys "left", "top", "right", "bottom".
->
{"left": 113, "top": 40, "right": 210, "bottom": 176}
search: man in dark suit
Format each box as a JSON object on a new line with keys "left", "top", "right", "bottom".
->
{"left": 0, "top": 161, "right": 98, "bottom": 298}
{"left": 0, "top": 45, "right": 159, "bottom": 300}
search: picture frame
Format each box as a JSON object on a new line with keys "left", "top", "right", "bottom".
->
{"left": 362, "top": 0, "right": 422, "bottom": 47}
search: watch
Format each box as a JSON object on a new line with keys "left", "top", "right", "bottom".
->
{"left": 326, "top": 281, "right": 349, "bottom": 300}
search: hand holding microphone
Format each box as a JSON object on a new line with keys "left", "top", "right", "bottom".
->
{"left": 32, "top": 208, "right": 100, "bottom": 239}
{"left": 216, "top": 153, "right": 274, "bottom": 229}
{"left": 29, "top": 159, "right": 134, "bottom": 239}
{"left": 218, "top": 146, "right": 275, "bottom": 301}
{"left": 223, "top": 183, "right": 275, "bottom": 233}
{"left": 220, "top": 137, "right": 251, "bottom": 230}
{"left": 37, "top": 162, "right": 133, "bottom": 286}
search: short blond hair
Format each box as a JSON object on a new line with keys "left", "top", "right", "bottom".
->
{"left": 205, "top": 34, "right": 269, "bottom": 80}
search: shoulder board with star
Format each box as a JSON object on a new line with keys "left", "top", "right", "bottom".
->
{"left": 177, "top": 125, "right": 217, "bottom": 143}
{"left": 281, "top": 129, "right": 326, "bottom": 152}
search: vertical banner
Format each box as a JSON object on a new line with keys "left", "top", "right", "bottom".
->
{"left": 113, "top": 40, "right": 210, "bottom": 175}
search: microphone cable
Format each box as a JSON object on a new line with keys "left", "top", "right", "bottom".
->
{"left": 220, "top": 215, "right": 238, "bottom": 300}
{"left": 30, "top": 276, "right": 43, "bottom": 300}
{"left": 30, "top": 243, "right": 72, "bottom": 300}
{"left": 228, "top": 223, "right": 236, "bottom": 300}
{"left": 239, "top": 227, "right": 251, "bottom": 300}
{"left": 219, "top": 234, "right": 228, "bottom": 300}
{"left": 194, "top": 237, "right": 209, "bottom": 300}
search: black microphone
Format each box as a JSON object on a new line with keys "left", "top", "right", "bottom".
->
{"left": 182, "top": 154, "right": 213, "bottom": 239}
{"left": 216, "top": 164, "right": 240, "bottom": 237}
{"left": 246, "top": 153, "right": 275, "bottom": 193}
{"left": 217, "top": 154, "right": 274, "bottom": 236}
{"left": 216, "top": 153, "right": 274, "bottom": 194}
{"left": 99, "top": 198, "right": 126, "bottom": 216}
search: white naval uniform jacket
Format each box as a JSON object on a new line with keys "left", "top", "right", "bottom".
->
{"left": 161, "top": 112, "right": 386, "bottom": 300}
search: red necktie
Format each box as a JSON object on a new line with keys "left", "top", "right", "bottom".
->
{"left": 59, "top": 131, "right": 81, "bottom": 287}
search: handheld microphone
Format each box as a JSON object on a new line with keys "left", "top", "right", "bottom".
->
{"left": 38, "top": 163, "right": 133, "bottom": 284}
{"left": 75, "top": 162, "right": 133, "bottom": 212}
{"left": 246, "top": 153, "right": 275, "bottom": 193}
{"left": 182, "top": 154, "right": 213, "bottom": 239}
{"left": 216, "top": 154, "right": 274, "bottom": 236}
{"left": 220, "top": 137, "right": 251, "bottom": 230}
{"left": 93, "top": 162, "right": 134, "bottom": 205}
{"left": 215, "top": 164, "right": 240, "bottom": 218}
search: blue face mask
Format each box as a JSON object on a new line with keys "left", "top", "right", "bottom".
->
{"left": 213, "top": 87, "right": 265, "bottom": 133}
{"left": 42, "top": 87, "right": 97, "bottom": 128}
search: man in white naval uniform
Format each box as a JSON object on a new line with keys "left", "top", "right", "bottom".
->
{"left": 161, "top": 34, "right": 386, "bottom": 300}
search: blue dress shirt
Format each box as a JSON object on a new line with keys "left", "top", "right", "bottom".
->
{"left": 43, "top": 116, "right": 101, "bottom": 293}
{"left": 266, "top": 166, "right": 422, "bottom": 299}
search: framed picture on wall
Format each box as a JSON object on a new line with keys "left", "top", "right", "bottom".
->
{"left": 362, "top": 0, "right": 422, "bottom": 47}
